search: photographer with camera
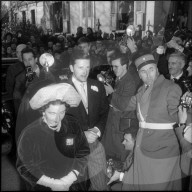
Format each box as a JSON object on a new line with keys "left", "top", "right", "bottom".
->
{"left": 15, "top": 48, "right": 56, "bottom": 142}
{"left": 174, "top": 91, "right": 192, "bottom": 191}
{"left": 102, "top": 52, "right": 138, "bottom": 162}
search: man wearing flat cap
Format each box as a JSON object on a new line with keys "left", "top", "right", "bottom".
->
{"left": 108, "top": 51, "right": 183, "bottom": 190}
{"left": 16, "top": 83, "right": 90, "bottom": 191}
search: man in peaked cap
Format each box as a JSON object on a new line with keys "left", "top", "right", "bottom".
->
{"left": 108, "top": 51, "right": 184, "bottom": 190}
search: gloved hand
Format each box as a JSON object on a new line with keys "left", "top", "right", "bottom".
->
{"left": 37, "top": 175, "right": 69, "bottom": 191}
{"left": 107, "top": 170, "right": 121, "bottom": 185}
{"left": 50, "top": 179, "right": 70, "bottom": 191}
{"left": 60, "top": 171, "right": 78, "bottom": 187}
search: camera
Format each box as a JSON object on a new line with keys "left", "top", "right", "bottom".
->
{"left": 97, "top": 69, "right": 116, "bottom": 88}
{"left": 180, "top": 78, "right": 192, "bottom": 108}
{"left": 26, "top": 66, "right": 35, "bottom": 83}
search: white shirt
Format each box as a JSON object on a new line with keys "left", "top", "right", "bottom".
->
{"left": 72, "top": 76, "right": 88, "bottom": 112}
{"left": 171, "top": 71, "right": 183, "bottom": 80}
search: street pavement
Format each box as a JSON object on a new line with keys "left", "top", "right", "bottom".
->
{"left": 1, "top": 152, "right": 23, "bottom": 191}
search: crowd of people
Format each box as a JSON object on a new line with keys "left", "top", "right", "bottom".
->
{"left": 2, "top": 22, "right": 192, "bottom": 191}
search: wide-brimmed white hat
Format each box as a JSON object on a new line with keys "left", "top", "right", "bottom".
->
{"left": 29, "top": 83, "right": 81, "bottom": 110}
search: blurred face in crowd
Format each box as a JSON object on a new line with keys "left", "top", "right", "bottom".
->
{"left": 7, "top": 47, "right": 12, "bottom": 54}
{"left": 112, "top": 58, "right": 127, "bottom": 79}
{"left": 27, "top": 42, "right": 32, "bottom": 49}
{"left": 168, "top": 56, "right": 185, "bottom": 77}
{"left": 87, "top": 28, "right": 92, "bottom": 35}
{"left": 6, "top": 34, "right": 12, "bottom": 42}
{"left": 40, "top": 46, "right": 45, "bottom": 54}
{"left": 96, "top": 40, "right": 103, "bottom": 50}
{"left": 11, "top": 43, "right": 17, "bottom": 51}
{"left": 70, "top": 59, "right": 90, "bottom": 82}
{"left": 48, "top": 41, "right": 53, "bottom": 48}
{"left": 77, "top": 27, "right": 83, "bottom": 34}
{"left": 32, "top": 46, "right": 38, "bottom": 55}
{"left": 56, "top": 42, "right": 62, "bottom": 51}
{"left": 22, "top": 52, "right": 37, "bottom": 71}
{"left": 139, "top": 63, "right": 159, "bottom": 86}
{"left": 187, "top": 61, "right": 192, "bottom": 77}
{"left": 122, "top": 133, "right": 135, "bottom": 151}
{"left": 12, "top": 37, "right": 17, "bottom": 44}
{"left": 30, "top": 35, "right": 36, "bottom": 43}
{"left": 78, "top": 42, "right": 90, "bottom": 56}
{"left": 43, "top": 103, "right": 66, "bottom": 129}
{"left": 54, "top": 53, "right": 61, "bottom": 60}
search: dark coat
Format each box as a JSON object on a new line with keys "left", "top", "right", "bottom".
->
{"left": 66, "top": 78, "right": 109, "bottom": 139}
{"left": 165, "top": 72, "right": 189, "bottom": 94}
{"left": 16, "top": 115, "right": 90, "bottom": 191}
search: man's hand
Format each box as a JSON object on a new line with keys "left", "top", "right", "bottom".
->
{"left": 104, "top": 83, "right": 114, "bottom": 96}
{"left": 107, "top": 171, "right": 121, "bottom": 185}
{"left": 181, "top": 91, "right": 192, "bottom": 108}
{"left": 84, "top": 130, "right": 98, "bottom": 143}
{"left": 178, "top": 105, "right": 187, "bottom": 124}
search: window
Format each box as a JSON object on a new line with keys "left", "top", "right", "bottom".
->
{"left": 111, "top": 1, "right": 116, "bottom": 14}
{"left": 82, "top": 1, "right": 92, "bottom": 18}
{"left": 88, "top": 1, "right": 92, "bottom": 17}
{"left": 63, "top": 1, "right": 69, "bottom": 20}
{"left": 136, "top": 1, "right": 145, "bottom": 12}
{"left": 14, "top": 13, "right": 17, "bottom": 23}
{"left": 22, "top": 11, "right": 26, "bottom": 23}
{"left": 83, "top": 1, "right": 86, "bottom": 18}
{"left": 31, "top": 10, "right": 35, "bottom": 25}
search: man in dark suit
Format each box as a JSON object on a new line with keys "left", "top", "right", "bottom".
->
{"left": 102, "top": 52, "right": 138, "bottom": 162}
{"left": 165, "top": 52, "right": 188, "bottom": 94}
{"left": 66, "top": 49, "right": 109, "bottom": 190}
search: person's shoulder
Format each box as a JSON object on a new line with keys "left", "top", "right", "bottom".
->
{"left": 8, "top": 61, "right": 24, "bottom": 71}
{"left": 162, "top": 76, "right": 182, "bottom": 93}
{"left": 20, "top": 118, "right": 42, "bottom": 137}
{"left": 65, "top": 113, "right": 79, "bottom": 123}
{"left": 88, "top": 78, "right": 103, "bottom": 86}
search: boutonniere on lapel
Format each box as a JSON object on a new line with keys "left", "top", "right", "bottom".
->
{"left": 91, "top": 85, "right": 98, "bottom": 92}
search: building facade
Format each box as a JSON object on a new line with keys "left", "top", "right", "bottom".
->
{"left": 9, "top": 1, "right": 192, "bottom": 35}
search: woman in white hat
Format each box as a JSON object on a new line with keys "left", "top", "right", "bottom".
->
{"left": 16, "top": 83, "right": 90, "bottom": 191}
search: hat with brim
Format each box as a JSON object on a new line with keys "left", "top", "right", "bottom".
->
{"left": 29, "top": 83, "right": 81, "bottom": 110}
{"left": 135, "top": 54, "right": 156, "bottom": 71}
